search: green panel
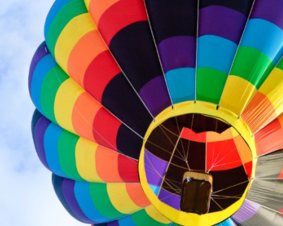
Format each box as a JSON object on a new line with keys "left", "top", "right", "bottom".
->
{"left": 46, "top": 0, "right": 87, "bottom": 54}
{"left": 89, "top": 183, "right": 124, "bottom": 219}
{"left": 58, "top": 131, "right": 82, "bottom": 180}
{"left": 131, "top": 209, "right": 171, "bottom": 226}
{"left": 40, "top": 67, "right": 68, "bottom": 122}
{"left": 196, "top": 68, "right": 227, "bottom": 104}
{"left": 277, "top": 57, "right": 283, "bottom": 70}
{"left": 230, "top": 47, "right": 274, "bottom": 88}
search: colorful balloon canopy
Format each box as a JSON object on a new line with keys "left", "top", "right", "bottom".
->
{"left": 29, "top": 0, "right": 283, "bottom": 225}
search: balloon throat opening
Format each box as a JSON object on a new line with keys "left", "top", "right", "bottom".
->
{"left": 143, "top": 113, "right": 251, "bottom": 213}
{"left": 139, "top": 102, "right": 256, "bottom": 225}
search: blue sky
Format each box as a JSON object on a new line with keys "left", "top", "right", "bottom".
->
{"left": 0, "top": 1, "right": 85, "bottom": 225}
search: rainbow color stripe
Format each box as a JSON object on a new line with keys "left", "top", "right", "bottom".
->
{"left": 29, "top": 0, "right": 283, "bottom": 225}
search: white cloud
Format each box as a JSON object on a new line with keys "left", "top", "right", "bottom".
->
{"left": 0, "top": 1, "right": 86, "bottom": 225}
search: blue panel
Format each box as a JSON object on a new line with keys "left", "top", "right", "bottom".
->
{"left": 44, "top": 0, "right": 72, "bottom": 36}
{"left": 198, "top": 35, "right": 237, "bottom": 73}
{"left": 74, "top": 182, "right": 110, "bottom": 223}
{"left": 118, "top": 215, "right": 136, "bottom": 226}
{"left": 149, "top": 185, "right": 160, "bottom": 196}
{"left": 44, "top": 123, "right": 65, "bottom": 176}
{"left": 165, "top": 67, "right": 195, "bottom": 103}
{"left": 241, "top": 19, "right": 283, "bottom": 63}
{"left": 31, "top": 55, "right": 56, "bottom": 112}
{"left": 216, "top": 218, "right": 235, "bottom": 226}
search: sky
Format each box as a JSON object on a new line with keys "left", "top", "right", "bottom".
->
{"left": 0, "top": 1, "right": 85, "bottom": 225}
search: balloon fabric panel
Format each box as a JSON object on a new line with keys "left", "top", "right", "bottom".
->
{"left": 197, "top": 0, "right": 254, "bottom": 103}
{"left": 30, "top": 0, "right": 283, "bottom": 225}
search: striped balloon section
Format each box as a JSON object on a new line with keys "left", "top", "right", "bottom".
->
{"left": 29, "top": 0, "right": 283, "bottom": 225}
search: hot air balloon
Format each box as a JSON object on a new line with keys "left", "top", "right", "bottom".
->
{"left": 29, "top": 0, "right": 283, "bottom": 225}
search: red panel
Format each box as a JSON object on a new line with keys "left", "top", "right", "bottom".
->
{"left": 92, "top": 108, "right": 121, "bottom": 150}
{"left": 255, "top": 118, "right": 283, "bottom": 156}
{"left": 98, "top": 0, "right": 148, "bottom": 44}
{"left": 180, "top": 127, "right": 206, "bottom": 142}
{"left": 118, "top": 155, "right": 139, "bottom": 182}
{"left": 244, "top": 161, "right": 253, "bottom": 178}
{"left": 206, "top": 139, "right": 242, "bottom": 171}
{"left": 84, "top": 51, "right": 120, "bottom": 101}
{"left": 279, "top": 168, "right": 283, "bottom": 179}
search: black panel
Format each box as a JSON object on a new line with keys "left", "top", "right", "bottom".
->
{"left": 210, "top": 166, "right": 248, "bottom": 211}
{"left": 161, "top": 139, "right": 206, "bottom": 193}
{"left": 145, "top": 0, "right": 197, "bottom": 43}
{"left": 167, "top": 114, "right": 230, "bottom": 133}
{"left": 200, "top": 0, "right": 254, "bottom": 15}
{"left": 186, "top": 141, "right": 206, "bottom": 170}
{"left": 117, "top": 124, "right": 143, "bottom": 159}
{"left": 145, "top": 126, "right": 178, "bottom": 161}
{"left": 109, "top": 22, "right": 163, "bottom": 91}
{"left": 191, "top": 114, "right": 230, "bottom": 133}
{"left": 162, "top": 163, "right": 183, "bottom": 194}
{"left": 102, "top": 73, "right": 152, "bottom": 136}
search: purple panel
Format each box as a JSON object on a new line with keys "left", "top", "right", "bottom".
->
{"left": 158, "top": 36, "right": 196, "bottom": 72}
{"left": 29, "top": 43, "right": 49, "bottom": 91}
{"left": 33, "top": 115, "right": 50, "bottom": 167}
{"left": 199, "top": 6, "right": 246, "bottom": 43}
{"left": 144, "top": 150, "right": 168, "bottom": 186}
{"left": 107, "top": 221, "right": 119, "bottom": 226}
{"left": 251, "top": 0, "right": 283, "bottom": 30}
{"left": 158, "top": 188, "right": 181, "bottom": 210}
{"left": 61, "top": 179, "right": 90, "bottom": 223}
{"left": 232, "top": 200, "right": 260, "bottom": 223}
{"left": 139, "top": 76, "right": 171, "bottom": 116}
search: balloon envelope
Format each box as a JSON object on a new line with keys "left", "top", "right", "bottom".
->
{"left": 29, "top": 0, "right": 283, "bottom": 225}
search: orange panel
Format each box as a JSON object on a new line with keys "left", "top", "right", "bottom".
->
{"left": 95, "top": 145, "right": 122, "bottom": 181}
{"left": 242, "top": 92, "right": 277, "bottom": 133}
{"left": 126, "top": 183, "right": 150, "bottom": 208}
{"left": 89, "top": 0, "right": 120, "bottom": 24}
{"left": 278, "top": 113, "right": 283, "bottom": 127}
{"left": 72, "top": 92, "right": 101, "bottom": 141}
{"left": 68, "top": 31, "right": 107, "bottom": 85}
{"left": 233, "top": 135, "right": 252, "bottom": 164}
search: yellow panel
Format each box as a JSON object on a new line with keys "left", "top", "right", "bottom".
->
{"left": 259, "top": 68, "right": 283, "bottom": 115}
{"left": 260, "top": 68, "right": 283, "bottom": 95}
{"left": 145, "top": 206, "right": 171, "bottom": 224}
{"left": 55, "top": 13, "right": 96, "bottom": 72}
{"left": 139, "top": 101, "right": 257, "bottom": 226}
{"left": 84, "top": 0, "right": 91, "bottom": 9}
{"left": 220, "top": 76, "right": 256, "bottom": 115}
{"left": 107, "top": 183, "right": 140, "bottom": 214}
{"left": 75, "top": 137, "right": 102, "bottom": 181}
{"left": 54, "top": 79, "right": 83, "bottom": 133}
